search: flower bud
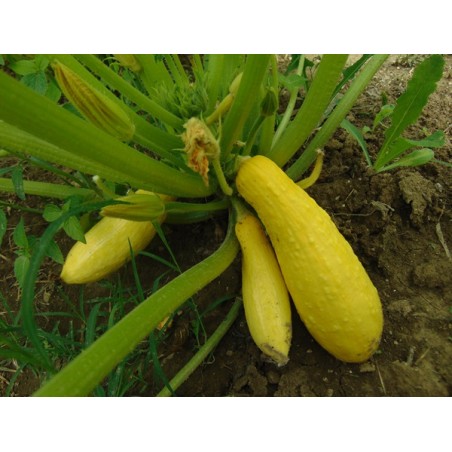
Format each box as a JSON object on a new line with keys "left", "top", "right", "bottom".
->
{"left": 52, "top": 60, "right": 135, "bottom": 141}
{"left": 229, "top": 72, "right": 243, "bottom": 96}
{"left": 100, "top": 191, "right": 165, "bottom": 221}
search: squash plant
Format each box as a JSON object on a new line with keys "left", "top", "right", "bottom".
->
{"left": 0, "top": 54, "right": 391, "bottom": 396}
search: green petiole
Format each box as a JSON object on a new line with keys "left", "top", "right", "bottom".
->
{"left": 157, "top": 298, "right": 242, "bottom": 396}
{"left": 33, "top": 214, "right": 239, "bottom": 396}
{"left": 286, "top": 54, "right": 389, "bottom": 180}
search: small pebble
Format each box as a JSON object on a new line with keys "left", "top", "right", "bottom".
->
{"left": 359, "top": 362, "right": 376, "bottom": 373}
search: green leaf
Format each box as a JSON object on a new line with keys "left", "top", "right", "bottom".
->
{"left": 332, "top": 54, "right": 373, "bottom": 99}
{"left": 374, "top": 130, "right": 445, "bottom": 169}
{"left": 21, "top": 71, "right": 48, "bottom": 96}
{"left": 278, "top": 73, "right": 306, "bottom": 91}
{"left": 14, "top": 255, "right": 30, "bottom": 288}
{"left": 372, "top": 103, "right": 395, "bottom": 130}
{"left": 85, "top": 304, "right": 103, "bottom": 347}
{"left": 0, "top": 209, "right": 7, "bottom": 248}
{"left": 13, "top": 217, "right": 28, "bottom": 249}
{"left": 63, "top": 215, "right": 86, "bottom": 243}
{"left": 374, "top": 55, "right": 445, "bottom": 170}
{"left": 380, "top": 137, "right": 413, "bottom": 163}
{"left": 45, "top": 239, "right": 64, "bottom": 264}
{"left": 11, "top": 166, "right": 25, "bottom": 200}
{"left": 403, "top": 130, "right": 445, "bottom": 148}
{"left": 286, "top": 55, "right": 314, "bottom": 75}
{"left": 341, "top": 118, "right": 372, "bottom": 166}
{"left": 45, "top": 78, "right": 62, "bottom": 103}
{"left": 377, "top": 148, "right": 435, "bottom": 172}
{"left": 34, "top": 55, "right": 49, "bottom": 72}
{"left": 9, "top": 59, "right": 37, "bottom": 76}
{"left": 43, "top": 204, "right": 63, "bottom": 222}
{"left": 0, "top": 166, "right": 14, "bottom": 176}
{"left": 0, "top": 55, "right": 4, "bottom": 65}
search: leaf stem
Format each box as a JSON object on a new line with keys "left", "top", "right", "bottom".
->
{"left": 272, "top": 55, "right": 305, "bottom": 147}
{"left": 0, "top": 71, "right": 212, "bottom": 197}
{"left": 0, "top": 177, "right": 94, "bottom": 199}
{"left": 157, "top": 298, "right": 242, "bottom": 396}
{"left": 33, "top": 214, "right": 239, "bottom": 396}
{"left": 75, "top": 54, "right": 184, "bottom": 129}
{"left": 220, "top": 55, "right": 271, "bottom": 159}
{"left": 267, "top": 54, "right": 348, "bottom": 167}
{"left": 286, "top": 54, "right": 388, "bottom": 180}
{"left": 212, "top": 158, "right": 233, "bottom": 196}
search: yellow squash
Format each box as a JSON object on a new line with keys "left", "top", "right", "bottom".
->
{"left": 61, "top": 192, "right": 170, "bottom": 284}
{"left": 235, "top": 208, "right": 292, "bottom": 366}
{"left": 236, "top": 155, "right": 383, "bottom": 363}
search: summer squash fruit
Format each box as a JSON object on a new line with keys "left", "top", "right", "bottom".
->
{"left": 236, "top": 155, "right": 383, "bottom": 363}
{"left": 235, "top": 207, "right": 292, "bottom": 366}
{"left": 61, "top": 192, "right": 170, "bottom": 284}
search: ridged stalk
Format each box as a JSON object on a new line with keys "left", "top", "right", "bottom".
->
{"left": 0, "top": 121, "right": 144, "bottom": 189}
{"left": 75, "top": 54, "right": 183, "bottom": 129}
{"left": 220, "top": 55, "right": 271, "bottom": 159}
{"left": 0, "top": 70, "right": 212, "bottom": 198}
{"left": 48, "top": 54, "right": 183, "bottom": 163}
{"left": 286, "top": 54, "right": 389, "bottom": 180}
{"left": 33, "top": 217, "right": 239, "bottom": 396}
{"left": 267, "top": 54, "right": 348, "bottom": 167}
{"left": 0, "top": 177, "right": 93, "bottom": 199}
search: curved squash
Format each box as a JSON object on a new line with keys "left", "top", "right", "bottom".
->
{"left": 235, "top": 207, "right": 292, "bottom": 366}
{"left": 61, "top": 191, "right": 170, "bottom": 284}
{"left": 236, "top": 155, "right": 383, "bottom": 363}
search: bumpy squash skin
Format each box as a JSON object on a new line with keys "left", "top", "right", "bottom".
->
{"left": 235, "top": 212, "right": 292, "bottom": 366}
{"left": 61, "top": 191, "right": 170, "bottom": 284}
{"left": 236, "top": 156, "right": 383, "bottom": 363}
{"left": 60, "top": 217, "right": 157, "bottom": 284}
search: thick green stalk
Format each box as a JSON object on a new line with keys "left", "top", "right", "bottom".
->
{"left": 286, "top": 54, "right": 389, "bottom": 180}
{"left": 0, "top": 70, "right": 212, "bottom": 197}
{"left": 163, "top": 55, "right": 190, "bottom": 85}
{"left": 267, "top": 54, "right": 348, "bottom": 167}
{"left": 165, "top": 199, "right": 229, "bottom": 215}
{"left": 33, "top": 218, "right": 239, "bottom": 396}
{"left": 220, "top": 55, "right": 271, "bottom": 159}
{"left": 0, "top": 177, "right": 93, "bottom": 199}
{"left": 164, "top": 199, "right": 229, "bottom": 224}
{"left": 191, "top": 55, "right": 204, "bottom": 78}
{"left": 75, "top": 54, "right": 183, "bottom": 129}
{"left": 134, "top": 55, "right": 173, "bottom": 93}
{"left": 0, "top": 121, "right": 138, "bottom": 187}
{"left": 157, "top": 298, "right": 242, "bottom": 396}
{"left": 242, "top": 115, "right": 266, "bottom": 156}
{"left": 259, "top": 55, "right": 279, "bottom": 154}
{"left": 205, "top": 55, "right": 225, "bottom": 114}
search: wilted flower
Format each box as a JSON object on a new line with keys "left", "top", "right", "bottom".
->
{"left": 181, "top": 118, "right": 220, "bottom": 186}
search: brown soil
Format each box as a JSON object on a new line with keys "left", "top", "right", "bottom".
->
{"left": 1, "top": 55, "right": 451, "bottom": 397}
